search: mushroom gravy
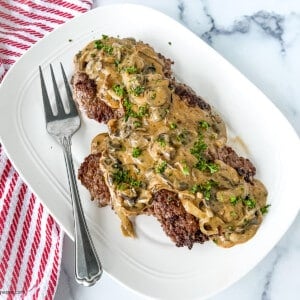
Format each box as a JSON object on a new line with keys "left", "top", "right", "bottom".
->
{"left": 74, "top": 36, "right": 269, "bottom": 247}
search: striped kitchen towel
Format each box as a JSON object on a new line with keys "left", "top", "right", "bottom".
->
{"left": 0, "top": 1, "right": 92, "bottom": 299}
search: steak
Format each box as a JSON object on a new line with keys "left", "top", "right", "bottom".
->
{"left": 74, "top": 37, "right": 264, "bottom": 249}
{"left": 78, "top": 155, "right": 208, "bottom": 249}
{"left": 151, "top": 190, "right": 208, "bottom": 249}
{"left": 76, "top": 81, "right": 256, "bottom": 248}
{"left": 78, "top": 153, "right": 110, "bottom": 207}
{"left": 72, "top": 72, "right": 123, "bottom": 123}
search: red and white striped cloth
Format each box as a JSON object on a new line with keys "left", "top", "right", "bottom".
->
{"left": 0, "top": 1, "right": 92, "bottom": 299}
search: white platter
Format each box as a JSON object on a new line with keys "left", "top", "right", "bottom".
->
{"left": 0, "top": 4, "right": 300, "bottom": 300}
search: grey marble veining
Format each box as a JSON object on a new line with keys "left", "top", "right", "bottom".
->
{"left": 55, "top": 1, "right": 300, "bottom": 299}
{"left": 201, "top": 10, "right": 285, "bottom": 52}
{"left": 261, "top": 251, "right": 282, "bottom": 300}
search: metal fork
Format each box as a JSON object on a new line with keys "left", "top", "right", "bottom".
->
{"left": 39, "top": 64, "right": 102, "bottom": 286}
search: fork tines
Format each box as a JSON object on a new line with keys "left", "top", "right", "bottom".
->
{"left": 39, "top": 63, "right": 78, "bottom": 122}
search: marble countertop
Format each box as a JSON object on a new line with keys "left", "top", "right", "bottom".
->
{"left": 55, "top": 1, "right": 300, "bottom": 299}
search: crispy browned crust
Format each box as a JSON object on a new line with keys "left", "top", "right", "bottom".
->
{"left": 210, "top": 146, "right": 256, "bottom": 182}
{"left": 78, "top": 153, "right": 110, "bottom": 207}
{"left": 72, "top": 72, "right": 123, "bottom": 123}
{"left": 151, "top": 190, "right": 208, "bottom": 249}
{"left": 157, "top": 53, "right": 174, "bottom": 79}
{"left": 174, "top": 82, "right": 211, "bottom": 111}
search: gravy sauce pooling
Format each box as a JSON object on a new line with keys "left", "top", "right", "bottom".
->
{"left": 75, "top": 36, "right": 268, "bottom": 247}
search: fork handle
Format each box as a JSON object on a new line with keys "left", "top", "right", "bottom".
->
{"left": 60, "top": 136, "right": 102, "bottom": 286}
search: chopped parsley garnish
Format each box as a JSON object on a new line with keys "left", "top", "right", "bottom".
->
{"left": 103, "top": 44, "right": 113, "bottom": 54}
{"left": 131, "top": 85, "right": 145, "bottom": 96}
{"left": 94, "top": 40, "right": 103, "bottom": 49}
{"left": 130, "top": 179, "right": 142, "bottom": 188}
{"left": 230, "top": 195, "right": 256, "bottom": 209}
{"left": 260, "top": 204, "right": 271, "bottom": 214}
{"left": 123, "top": 99, "right": 148, "bottom": 121}
{"left": 123, "top": 98, "right": 134, "bottom": 121}
{"left": 199, "top": 120, "right": 210, "bottom": 130}
{"left": 138, "top": 105, "right": 148, "bottom": 117}
{"left": 190, "top": 180, "right": 217, "bottom": 200}
{"left": 201, "top": 180, "right": 217, "bottom": 200}
{"left": 112, "top": 165, "right": 142, "bottom": 189}
{"left": 182, "top": 164, "right": 190, "bottom": 176}
{"left": 155, "top": 161, "right": 167, "bottom": 174}
{"left": 102, "top": 34, "right": 108, "bottom": 39}
{"left": 124, "top": 66, "right": 137, "bottom": 74}
{"left": 132, "top": 147, "right": 142, "bottom": 158}
{"left": 133, "top": 121, "right": 142, "bottom": 128}
{"left": 177, "top": 130, "right": 189, "bottom": 145}
{"left": 190, "top": 137, "right": 207, "bottom": 156}
{"left": 114, "top": 59, "right": 121, "bottom": 67}
{"left": 112, "top": 84, "right": 125, "bottom": 97}
{"left": 123, "top": 98, "right": 132, "bottom": 108}
{"left": 230, "top": 196, "right": 240, "bottom": 205}
{"left": 206, "top": 162, "right": 219, "bottom": 173}
{"left": 150, "top": 92, "right": 156, "bottom": 100}
{"left": 190, "top": 135, "right": 219, "bottom": 174}
{"left": 190, "top": 184, "right": 198, "bottom": 194}
{"left": 199, "top": 160, "right": 219, "bottom": 174}
{"left": 156, "top": 136, "right": 166, "bottom": 147}
{"left": 170, "top": 122, "right": 177, "bottom": 129}
{"left": 94, "top": 39, "right": 113, "bottom": 54}
{"left": 243, "top": 197, "right": 256, "bottom": 209}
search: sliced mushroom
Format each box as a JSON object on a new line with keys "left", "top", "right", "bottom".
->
{"left": 91, "top": 133, "right": 108, "bottom": 154}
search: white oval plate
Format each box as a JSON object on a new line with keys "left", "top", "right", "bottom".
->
{"left": 0, "top": 4, "right": 299, "bottom": 300}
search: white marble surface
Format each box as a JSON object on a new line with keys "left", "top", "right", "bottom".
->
{"left": 55, "top": 1, "right": 300, "bottom": 299}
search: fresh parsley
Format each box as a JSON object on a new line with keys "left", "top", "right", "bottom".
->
{"left": 155, "top": 161, "right": 167, "bottom": 174}
{"left": 177, "top": 130, "right": 189, "bottom": 145}
{"left": 199, "top": 120, "right": 210, "bottom": 130}
{"left": 190, "top": 180, "right": 217, "bottom": 200}
{"left": 182, "top": 162, "right": 190, "bottom": 176}
{"left": 113, "top": 84, "right": 125, "bottom": 97}
{"left": 123, "top": 99, "right": 148, "bottom": 121}
{"left": 132, "top": 147, "right": 142, "bottom": 158}
{"left": 260, "top": 204, "right": 271, "bottom": 214}
{"left": 133, "top": 121, "right": 142, "bottom": 128}
{"left": 190, "top": 137, "right": 207, "bottom": 157}
{"left": 243, "top": 197, "right": 256, "bottom": 209}
{"left": 112, "top": 165, "right": 142, "bottom": 189}
{"left": 156, "top": 136, "right": 166, "bottom": 147}
{"left": 190, "top": 135, "right": 218, "bottom": 174}
{"left": 94, "top": 40, "right": 103, "bottom": 49}
{"left": 94, "top": 39, "right": 113, "bottom": 54}
{"left": 131, "top": 85, "right": 145, "bottom": 96}
{"left": 170, "top": 122, "right": 177, "bottom": 129}
{"left": 150, "top": 92, "right": 156, "bottom": 100}
{"left": 230, "top": 196, "right": 240, "bottom": 205}
{"left": 124, "top": 66, "right": 138, "bottom": 74}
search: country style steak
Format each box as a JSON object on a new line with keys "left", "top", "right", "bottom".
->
{"left": 74, "top": 36, "right": 269, "bottom": 248}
